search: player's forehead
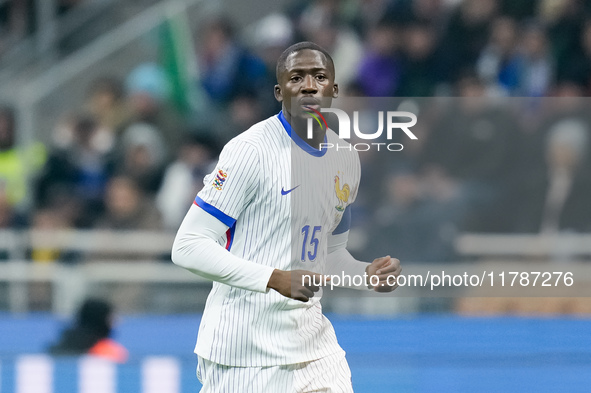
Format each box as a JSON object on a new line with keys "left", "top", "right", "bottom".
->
{"left": 283, "top": 49, "right": 332, "bottom": 74}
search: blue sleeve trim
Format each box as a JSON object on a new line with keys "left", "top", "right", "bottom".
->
{"left": 194, "top": 195, "right": 236, "bottom": 227}
{"left": 332, "top": 206, "right": 351, "bottom": 235}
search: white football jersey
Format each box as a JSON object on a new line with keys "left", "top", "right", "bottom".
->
{"left": 193, "top": 112, "right": 360, "bottom": 367}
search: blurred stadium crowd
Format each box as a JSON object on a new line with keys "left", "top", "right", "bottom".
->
{"left": 0, "top": 0, "right": 82, "bottom": 56}
{"left": 2, "top": 0, "right": 591, "bottom": 264}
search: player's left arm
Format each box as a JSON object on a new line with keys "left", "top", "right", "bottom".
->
{"left": 326, "top": 208, "right": 402, "bottom": 292}
{"left": 325, "top": 150, "right": 401, "bottom": 291}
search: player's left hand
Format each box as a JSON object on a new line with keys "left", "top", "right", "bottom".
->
{"left": 365, "top": 256, "right": 401, "bottom": 292}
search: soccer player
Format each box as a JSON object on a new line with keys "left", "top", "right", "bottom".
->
{"left": 172, "top": 41, "right": 401, "bottom": 392}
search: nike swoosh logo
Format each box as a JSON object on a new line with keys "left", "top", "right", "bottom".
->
{"left": 281, "top": 185, "right": 300, "bottom": 195}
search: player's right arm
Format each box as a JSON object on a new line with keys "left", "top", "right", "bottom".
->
{"left": 171, "top": 139, "right": 323, "bottom": 301}
{"left": 172, "top": 203, "right": 274, "bottom": 293}
{"left": 172, "top": 204, "right": 325, "bottom": 301}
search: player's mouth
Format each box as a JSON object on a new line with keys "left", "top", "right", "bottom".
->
{"left": 299, "top": 98, "right": 320, "bottom": 110}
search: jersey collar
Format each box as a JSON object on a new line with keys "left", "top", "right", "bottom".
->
{"left": 277, "top": 111, "right": 327, "bottom": 157}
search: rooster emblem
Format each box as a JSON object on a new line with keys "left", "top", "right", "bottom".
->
{"left": 334, "top": 174, "right": 350, "bottom": 212}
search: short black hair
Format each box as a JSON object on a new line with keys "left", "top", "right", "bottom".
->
{"left": 275, "top": 41, "right": 335, "bottom": 82}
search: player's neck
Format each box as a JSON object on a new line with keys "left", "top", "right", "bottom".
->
{"left": 285, "top": 112, "right": 326, "bottom": 150}
{"left": 295, "top": 124, "right": 325, "bottom": 149}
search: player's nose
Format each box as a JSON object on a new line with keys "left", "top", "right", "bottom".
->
{"left": 301, "top": 75, "right": 317, "bottom": 94}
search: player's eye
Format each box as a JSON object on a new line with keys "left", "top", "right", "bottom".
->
{"left": 316, "top": 74, "right": 327, "bottom": 81}
{"left": 290, "top": 75, "right": 302, "bottom": 82}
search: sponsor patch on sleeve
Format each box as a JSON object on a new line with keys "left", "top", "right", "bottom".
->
{"left": 212, "top": 169, "right": 228, "bottom": 190}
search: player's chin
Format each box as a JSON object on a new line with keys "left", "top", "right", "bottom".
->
{"left": 294, "top": 110, "right": 314, "bottom": 121}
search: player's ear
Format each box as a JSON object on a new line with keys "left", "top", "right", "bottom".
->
{"left": 274, "top": 84, "right": 283, "bottom": 102}
{"left": 332, "top": 83, "right": 339, "bottom": 98}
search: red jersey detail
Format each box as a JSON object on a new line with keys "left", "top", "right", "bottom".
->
{"left": 225, "top": 228, "right": 232, "bottom": 250}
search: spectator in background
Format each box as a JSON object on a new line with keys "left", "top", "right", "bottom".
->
{"left": 559, "top": 18, "right": 591, "bottom": 93}
{"left": 386, "top": 0, "right": 447, "bottom": 28}
{"left": 439, "top": 0, "right": 497, "bottom": 82}
{"left": 515, "top": 116, "right": 591, "bottom": 233}
{"left": 0, "top": 0, "right": 31, "bottom": 57}
{"left": 544, "top": 0, "right": 585, "bottom": 83}
{"left": 0, "top": 0, "right": 84, "bottom": 57}
{"left": 292, "top": 0, "right": 365, "bottom": 67}
{"left": 0, "top": 186, "right": 25, "bottom": 259}
{"left": 476, "top": 16, "right": 520, "bottom": 95}
{"left": 348, "top": 0, "right": 397, "bottom": 35}
{"left": 365, "top": 169, "right": 460, "bottom": 263}
{"left": 36, "top": 114, "right": 109, "bottom": 227}
{"left": 412, "top": 0, "right": 446, "bottom": 25}
{"left": 355, "top": 19, "right": 402, "bottom": 96}
{"left": 49, "top": 298, "right": 128, "bottom": 363}
{"left": 421, "top": 74, "right": 520, "bottom": 231}
{"left": 116, "top": 123, "right": 167, "bottom": 195}
{"left": 85, "top": 76, "right": 130, "bottom": 153}
{"left": 512, "top": 23, "right": 554, "bottom": 97}
{"left": 124, "top": 62, "right": 184, "bottom": 155}
{"left": 0, "top": 105, "right": 46, "bottom": 212}
{"left": 498, "top": 0, "right": 536, "bottom": 21}
{"left": 249, "top": 13, "right": 294, "bottom": 71}
{"left": 0, "top": 186, "right": 25, "bottom": 229}
{"left": 247, "top": 13, "right": 293, "bottom": 117}
{"left": 299, "top": 13, "right": 364, "bottom": 90}
{"left": 28, "top": 208, "right": 80, "bottom": 264}
{"left": 397, "top": 20, "right": 441, "bottom": 96}
{"left": 156, "top": 134, "right": 216, "bottom": 231}
{"left": 198, "top": 16, "right": 267, "bottom": 106}
{"left": 217, "top": 91, "right": 265, "bottom": 143}
{"left": 95, "top": 175, "right": 162, "bottom": 231}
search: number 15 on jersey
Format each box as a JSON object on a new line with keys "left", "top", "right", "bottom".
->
{"left": 301, "top": 225, "right": 321, "bottom": 262}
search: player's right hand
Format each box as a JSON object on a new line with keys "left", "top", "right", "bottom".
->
{"left": 267, "top": 269, "right": 330, "bottom": 302}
